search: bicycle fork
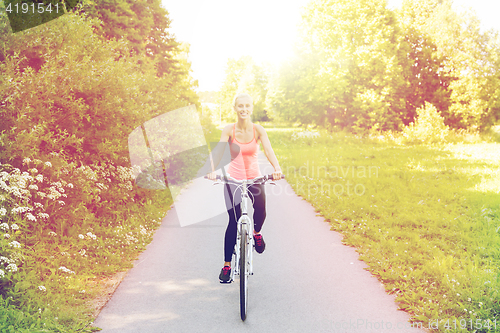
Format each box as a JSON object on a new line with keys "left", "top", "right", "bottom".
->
{"left": 230, "top": 191, "right": 254, "bottom": 282}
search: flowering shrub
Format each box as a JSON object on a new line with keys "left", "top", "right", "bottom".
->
{"left": 0, "top": 156, "right": 170, "bottom": 330}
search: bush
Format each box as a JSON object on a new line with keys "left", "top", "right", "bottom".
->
{"left": 0, "top": 8, "right": 200, "bottom": 330}
{"left": 402, "top": 102, "right": 450, "bottom": 144}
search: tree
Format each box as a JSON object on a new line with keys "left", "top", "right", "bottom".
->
{"left": 81, "top": 0, "right": 186, "bottom": 80}
{"left": 0, "top": 10, "right": 198, "bottom": 168}
{"left": 401, "top": 0, "right": 500, "bottom": 130}
{"left": 217, "top": 56, "right": 269, "bottom": 121}
{"left": 281, "top": 0, "right": 407, "bottom": 131}
{"left": 265, "top": 52, "right": 327, "bottom": 125}
{"left": 396, "top": 0, "right": 455, "bottom": 126}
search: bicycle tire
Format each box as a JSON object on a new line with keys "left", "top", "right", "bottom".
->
{"left": 240, "top": 228, "right": 248, "bottom": 321}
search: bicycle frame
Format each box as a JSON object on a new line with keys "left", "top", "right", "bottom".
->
{"left": 230, "top": 181, "right": 254, "bottom": 282}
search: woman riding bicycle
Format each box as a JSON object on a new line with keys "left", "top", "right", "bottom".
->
{"left": 207, "top": 93, "right": 282, "bottom": 283}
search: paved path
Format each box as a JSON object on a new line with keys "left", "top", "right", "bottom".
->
{"left": 93, "top": 155, "right": 427, "bottom": 333}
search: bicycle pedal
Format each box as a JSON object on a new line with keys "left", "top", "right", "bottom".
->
{"left": 219, "top": 279, "right": 233, "bottom": 284}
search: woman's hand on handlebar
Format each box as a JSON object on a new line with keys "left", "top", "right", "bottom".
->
{"left": 272, "top": 169, "right": 282, "bottom": 181}
{"left": 206, "top": 171, "right": 217, "bottom": 181}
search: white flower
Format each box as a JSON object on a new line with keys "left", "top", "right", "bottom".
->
{"left": 38, "top": 285, "right": 46, "bottom": 292}
{"left": 9, "top": 241, "right": 21, "bottom": 248}
{"left": 44, "top": 162, "right": 52, "bottom": 168}
{"left": 0, "top": 207, "right": 6, "bottom": 216}
{"left": 10, "top": 224, "right": 19, "bottom": 230}
{"left": 48, "top": 231, "right": 57, "bottom": 237}
{"left": 67, "top": 183, "right": 74, "bottom": 189}
{"left": 25, "top": 213, "right": 37, "bottom": 222}
{"left": 79, "top": 290, "right": 86, "bottom": 294}
{"left": 0, "top": 256, "right": 11, "bottom": 264}
{"left": 79, "top": 249, "right": 86, "bottom": 256}
{"left": 29, "top": 168, "right": 38, "bottom": 174}
{"left": 58, "top": 266, "right": 75, "bottom": 274}
{"left": 78, "top": 234, "right": 85, "bottom": 240}
{"left": 0, "top": 269, "right": 4, "bottom": 278}
{"left": 58, "top": 201, "right": 65, "bottom": 206}
{"left": 38, "top": 213, "right": 49, "bottom": 219}
{"left": 4, "top": 234, "right": 10, "bottom": 239}
{"left": 6, "top": 263, "right": 18, "bottom": 272}
{"left": 12, "top": 206, "right": 31, "bottom": 214}
{"left": 35, "top": 174, "right": 43, "bottom": 182}
{"left": 0, "top": 223, "right": 8, "bottom": 231}
{"left": 86, "top": 232, "right": 96, "bottom": 240}
{"left": 22, "top": 158, "right": 31, "bottom": 164}
{"left": 28, "top": 184, "right": 39, "bottom": 190}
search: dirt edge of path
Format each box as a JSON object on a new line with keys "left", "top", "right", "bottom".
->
{"left": 89, "top": 270, "right": 128, "bottom": 319}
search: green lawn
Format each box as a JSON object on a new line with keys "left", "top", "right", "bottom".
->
{"left": 267, "top": 128, "right": 500, "bottom": 332}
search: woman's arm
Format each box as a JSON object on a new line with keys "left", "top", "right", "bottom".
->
{"left": 255, "top": 124, "right": 282, "bottom": 180}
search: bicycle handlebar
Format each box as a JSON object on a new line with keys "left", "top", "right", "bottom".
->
{"left": 204, "top": 174, "right": 285, "bottom": 183}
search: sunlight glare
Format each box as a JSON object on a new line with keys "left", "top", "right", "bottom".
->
{"left": 162, "top": 0, "right": 310, "bottom": 91}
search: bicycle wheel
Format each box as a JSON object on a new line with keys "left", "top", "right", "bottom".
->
{"left": 239, "top": 228, "right": 248, "bottom": 321}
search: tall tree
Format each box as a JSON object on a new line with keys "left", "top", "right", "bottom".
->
{"left": 286, "top": 0, "right": 407, "bottom": 131}
{"left": 401, "top": 0, "right": 500, "bottom": 130}
{"left": 82, "top": 0, "right": 186, "bottom": 80}
{"left": 396, "top": 0, "right": 455, "bottom": 126}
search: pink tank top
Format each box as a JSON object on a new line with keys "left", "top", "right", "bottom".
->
{"left": 228, "top": 124, "right": 262, "bottom": 180}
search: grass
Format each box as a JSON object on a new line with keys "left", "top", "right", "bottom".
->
{"left": 267, "top": 128, "right": 500, "bottom": 332}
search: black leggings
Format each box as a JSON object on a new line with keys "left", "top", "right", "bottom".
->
{"left": 223, "top": 183, "right": 266, "bottom": 263}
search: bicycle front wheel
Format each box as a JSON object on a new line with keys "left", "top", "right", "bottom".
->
{"left": 239, "top": 228, "right": 248, "bottom": 321}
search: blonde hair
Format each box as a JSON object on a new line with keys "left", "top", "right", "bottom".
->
{"left": 233, "top": 93, "right": 253, "bottom": 107}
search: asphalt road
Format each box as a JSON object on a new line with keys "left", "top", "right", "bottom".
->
{"left": 93, "top": 155, "right": 428, "bottom": 333}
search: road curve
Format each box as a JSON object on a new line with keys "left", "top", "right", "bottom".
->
{"left": 93, "top": 155, "right": 428, "bottom": 333}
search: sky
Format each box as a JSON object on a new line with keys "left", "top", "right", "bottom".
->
{"left": 162, "top": 0, "right": 500, "bottom": 92}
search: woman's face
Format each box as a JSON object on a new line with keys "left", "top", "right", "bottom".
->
{"left": 234, "top": 96, "right": 253, "bottom": 120}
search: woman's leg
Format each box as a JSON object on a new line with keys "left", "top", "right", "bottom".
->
{"left": 249, "top": 183, "right": 266, "bottom": 233}
{"left": 223, "top": 183, "right": 241, "bottom": 264}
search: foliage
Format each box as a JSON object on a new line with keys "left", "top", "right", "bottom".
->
{"left": 396, "top": 0, "right": 455, "bottom": 126}
{"left": 265, "top": 0, "right": 500, "bottom": 133}
{"left": 275, "top": 0, "right": 407, "bottom": 131}
{"left": 402, "top": 102, "right": 450, "bottom": 144}
{"left": 399, "top": 0, "right": 500, "bottom": 130}
{"left": 217, "top": 56, "right": 270, "bottom": 122}
{"left": 265, "top": 52, "right": 327, "bottom": 126}
{"left": 0, "top": 11, "right": 197, "bottom": 168}
{"left": 269, "top": 128, "right": 500, "bottom": 332}
{"left": 81, "top": 0, "right": 182, "bottom": 79}
{"left": 0, "top": 2, "right": 206, "bottom": 331}
{"left": 0, "top": 157, "right": 170, "bottom": 331}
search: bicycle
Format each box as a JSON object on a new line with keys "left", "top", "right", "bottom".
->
{"left": 205, "top": 173, "right": 285, "bottom": 321}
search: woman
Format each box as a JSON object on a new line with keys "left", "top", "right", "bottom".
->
{"left": 207, "top": 93, "right": 282, "bottom": 283}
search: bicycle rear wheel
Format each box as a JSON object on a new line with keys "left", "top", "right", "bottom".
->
{"left": 239, "top": 228, "right": 248, "bottom": 321}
